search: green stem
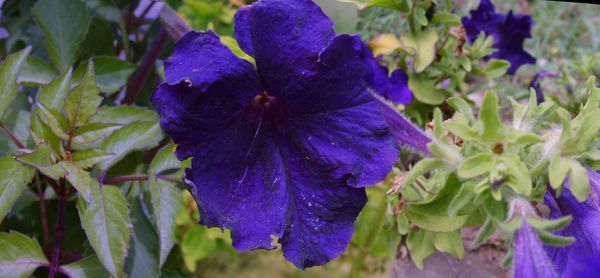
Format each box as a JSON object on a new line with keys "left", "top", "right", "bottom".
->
{"left": 348, "top": 197, "right": 388, "bottom": 278}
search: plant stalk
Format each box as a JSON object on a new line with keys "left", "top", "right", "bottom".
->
{"left": 48, "top": 180, "right": 67, "bottom": 278}
{"left": 0, "top": 121, "right": 24, "bottom": 148}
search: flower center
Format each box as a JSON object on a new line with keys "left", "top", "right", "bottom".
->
{"left": 244, "top": 91, "right": 290, "bottom": 128}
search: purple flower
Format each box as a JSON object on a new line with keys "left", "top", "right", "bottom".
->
{"left": 513, "top": 220, "right": 558, "bottom": 278}
{"left": 544, "top": 168, "right": 600, "bottom": 274}
{"left": 151, "top": 0, "right": 403, "bottom": 268}
{"left": 362, "top": 47, "right": 413, "bottom": 105}
{"left": 462, "top": 0, "right": 536, "bottom": 74}
{"left": 563, "top": 253, "right": 600, "bottom": 278}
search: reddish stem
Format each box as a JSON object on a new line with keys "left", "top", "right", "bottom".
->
{"left": 122, "top": 28, "right": 169, "bottom": 104}
{"left": 48, "top": 180, "right": 67, "bottom": 278}
{"left": 0, "top": 121, "right": 24, "bottom": 148}
{"left": 35, "top": 174, "right": 50, "bottom": 251}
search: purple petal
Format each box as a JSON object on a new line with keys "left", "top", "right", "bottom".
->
{"left": 461, "top": 0, "right": 505, "bottom": 43}
{"left": 388, "top": 70, "right": 413, "bottom": 105}
{"left": 163, "top": 31, "right": 259, "bottom": 89}
{"left": 563, "top": 253, "right": 600, "bottom": 278}
{"left": 361, "top": 45, "right": 413, "bottom": 105}
{"left": 489, "top": 11, "right": 536, "bottom": 74}
{"left": 544, "top": 168, "right": 600, "bottom": 273}
{"left": 514, "top": 221, "right": 558, "bottom": 278}
{"left": 234, "top": 0, "right": 335, "bottom": 94}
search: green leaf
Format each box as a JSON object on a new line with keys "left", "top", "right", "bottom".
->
{"left": 32, "top": 0, "right": 92, "bottom": 71}
{"left": 124, "top": 197, "right": 160, "bottom": 277}
{"left": 99, "top": 121, "right": 163, "bottom": 170}
{"left": 90, "top": 106, "right": 158, "bottom": 125}
{"left": 479, "top": 91, "right": 503, "bottom": 141}
{"left": 180, "top": 226, "right": 217, "bottom": 272}
{"left": 61, "top": 256, "right": 111, "bottom": 278}
{"left": 569, "top": 160, "right": 590, "bottom": 202}
{"left": 149, "top": 143, "right": 180, "bottom": 176}
{"left": 472, "top": 216, "right": 496, "bottom": 248}
{"left": 65, "top": 61, "right": 102, "bottom": 129}
{"left": 581, "top": 76, "right": 600, "bottom": 115}
{"left": 537, "top": 229, "right": 575, "bottom": 247}
{"left": 432, "top": 231, "right": 464, "bottom": 259}
{"left": 18, "top": 56, "right": 56, "bottom": 86}
{"left": 548, "top": 153, "right": 569, "bottom": 190}
{"left": 72, "top": 149, "right": 114, "bottom": 169}
{"left": 62, "top": 162, "right": 94, "bottom": 202}
{"left": 502, "top": 155, "right": 532, "bottom": 197}
{"left": 405, "top": 206, "right": 468, "bottom": 232}
{"left": 77, "top": 185, "right": 131, "bottom": 278}
{"left": 406, "top": 230, "right": 435, "bottom": 270}
{"left": 220, "top": 36, "right": 254, "bottom": 64}
{"left": 0, "top": 47, "right": 31, "bottom": 119}
{"left": 401, "top": 158, "right": 447, "bottom": 195}
{"left": 36, "top": 69, "right": 73, "bottom": 110}
{"left": 484, "top": 59, "right": 511, "bottom": 78}
{"left": 447, "top": 97, "right": 474, "bottom": 122}
{"left": 431, "top": 12, "right": 461, "bottom": 26}
{"left": 30, "top": 111, "right": 64, "bottom": 156}
{"left": 0, "top": 156, "right": 35, "bottom": 222}
{"left": 0, "top": 231, "right": 48, "bottom": 278}
{"left": 37, "top": 103, "right": 70, "bottom": 140}
{"left": 458, "top": 153, "right": 495, "bottom": 178}
{"left": 396, "top": 212, "right": 410, "bottom": 235}
{"left": 527, "top": 215, "right": 572, "bottom": 231}
{"left": 149, "top": 179, "right": 184, "bottom": 267}
{"left": 414, "top": 7, "right": 428, "bottom": 26}
{"left": 448, "top": 182, "right": 476, "bottom": 217}
{"left": 72, "top": 123, "right": 122, "bottom": 144}
{"left": 408, "top": 73, "right": 445, "bottom": 105}
{"left": 73, "top": 57, "right": 135, "bottom": 94}
{"left": 15, "top": 145, "right": 67, "bottom": 180}
{"left": 401, "top": 30, "right": 438, "bottom": 73}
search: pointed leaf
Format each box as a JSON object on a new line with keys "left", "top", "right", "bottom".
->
{"left": 408, "top": 73, "right": 445, "bottom": 105}
{"left": 36, "top": 69, "right": 72, "bottom": 111}
{"left": 61, "top": 256, "right": 110, "bottom": 278}
{"left": 90, "top": 106, "right": 158, "bottom": 125}
{"left": 77, "top": 185, "right": 131, "bottom": 278}
{"left": 62, "top": 162, "right": 94, "bottom": 202}
{"left": 0, "top": 47, "right": 31, "bottom": 119}
{"left": 406, "top": 230, "right": 435, "bottom": 270}
{"left": 149, "top": 143, "right": 179, "bottom": 176}
{"left": 0, "top": 156, "right": 35, "bottom": 222}
{"left": 479, "top": 91, "right": 503, "bottom": 141}
{"left": 72, "top": 149, "right": 113, "bottom": 169}
{"left": 73, "top": 57, "right": 135, "bottom": 94}
{"left": 72, "top": 123, "right": 121, "bottom": 144}
{"left": 149, "top": 179, "right": 184, "bottom": 267}
{"left": 432, "top": 231, "right": 464, "bottom": 259}
{"left": 548, "top": 153, "right": 569, "bottom": 190}
{"left": 32, "top": 0, "right": 92, "bottom": 71}
{"left": 0, "top": 231, "right": 48, "bottom": 278}
{"left": 458, "top": 153, "right": 495, "bottom": 178}
{"left": 472, "top": 216, "right": 496, "bottom": 248}
{"left": 65, "top": 61, "right": 102, "bottom": 128}
{"left": 37, "top": 103, "right": 70, "bottom": 140}
{"left": 569, "top": 160, "right": 590, "bottom": 202}
{"left": 99, "top": 121, "right": 163, "bottom": 170}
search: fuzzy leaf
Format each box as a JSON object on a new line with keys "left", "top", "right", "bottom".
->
{"left": 432, "top": 231, "right": 464, "bottom": 259}
{"left": 485, "top": 59, "right": 511, "bottom": 78}
{"left": 569, "top": 160, "right": 590, "bottom": 202}
{"left": 0, "top": 231, "right": 48, "bottom": 278}
{"left": 401, "top": 30, "right": 438, "bottom": 72}
{"left": 548, "top": 153, "right": 569, "bottom": 190}
{"left": 479, "top": 91, "right": 503, "bottom": 141}
{"left": 458, "top": 153, "right": 494, "bottom": 178}
{"left": 406, "top": 230, "right": 435, "bottom": 270}
{"left": 77, "top": 185, "right": 131, "bottom": 278}
{"left": 408, "top": 73, "right": 445, "bottom": 105}
{"left": 405, "top": 206, "right": 468, "bottom": 232}
{"left": 0, "top": 47, "right": 31, "bottom": 119}
{"left": 472, "top": 216, "right": 496, "bottom": 248}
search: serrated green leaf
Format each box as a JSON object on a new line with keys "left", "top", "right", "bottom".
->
{"left": 77, "top": 185, "right": 131, "bottom": 278}
{"left": 73, "top": 57, "right": 135, "bottom": 94}
{"left": 99, "top": 121, "right": 163, "bottom": 170}
{"left": 62, "top": 162, "right": 94, "bottom": 202}
{"left": 431, "top": 12, "right": 461, "bottom": 26}
{"left": 149, "top": 179, "right": 184, "bottom": 267}
{"left": 0, "top": 231, "right": 48, "bottom": 278}
{"left": 72, "top": 149, "right": 114, "bottom": 169}
{"left": 401, "top": 30, "right": 438, "bottom": 73}
{"left": 405, "top": 206, "right": 468, "bottom": 232}
{"left": 432, "top": 231, "right": 464, "bottom": 259}
{"left": 72, "top": 123, "right": 121, "bottom": 144}
{"left": 0, "top": 47, "right": 31, "bottom": 119}
{"left": 472, "top": 216, "right": 496, "bottom": 248}
{"left": 124, "top": 196, "right": 160, "bottom": 277}
{"left": 548, "top": 153, "right": 569, "bottom": 190}
{"left": 37, "top": 103, "right": 70, "bottom": 140}
{"left": 479, "top": 91, "right": 503, "bottom": 141}
{"left": 485, "top": 59, "right": 511, "bottom": 78}
{"left": 569, "top": 160, "right": 590, "bottom": 202}
{"left": 90, "top": 106, "right": 158, "bottom": 125}
{"left": 408, "top": 73, "right": 445, "bottom": 105}
{"left": 36, "top": 69, "right": 72, "bottom": 111}
{"left": 458, "top": 153, "right": 494, "bottom": 179}
{"left": 32, "top": 0, "right": 92, "bottom": 71}
{"left": 65, "top": 61, "right": 102, "bottom": 128}
{"left": 406, "top": 230, "right": 435, "bottom": 270}
{"left": 30, "top": 111, "right": 64, "bottom": 155}
{"left": 0, "top": 156, "right": 35, "bottom": 222}
{"left": 61, "top": 256, "right": 110, "bottom": 278}
{"left": 15, "top": 146, "right": 67, "bottom": 180}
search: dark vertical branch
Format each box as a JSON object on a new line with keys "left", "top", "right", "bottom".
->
{"left": 35, "top": 174, "right": 50, "bottom": 252}
{"left": 122, "top": 28, "right": 169, "bottom": 104}
{"left": 48, "top": 180, "right": 66, "bottom": 278}
{"left": 159, "top": 4, "right": 192, "bottom": 41}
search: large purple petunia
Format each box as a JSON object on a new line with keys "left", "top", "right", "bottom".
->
{"left": 513, "top": 220, "right": 558, "bottom": 278}
{"left": 151, "top": 0, "right": 407, "bottom": 268}
{"left": 362, "top": 46, "right": 413, "bottom": 105}
{"left": 544, "top": 168, "right": 600, "bottom": 274}
{"left": 462, "top": 0, "right": 536, "bottom": 74}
